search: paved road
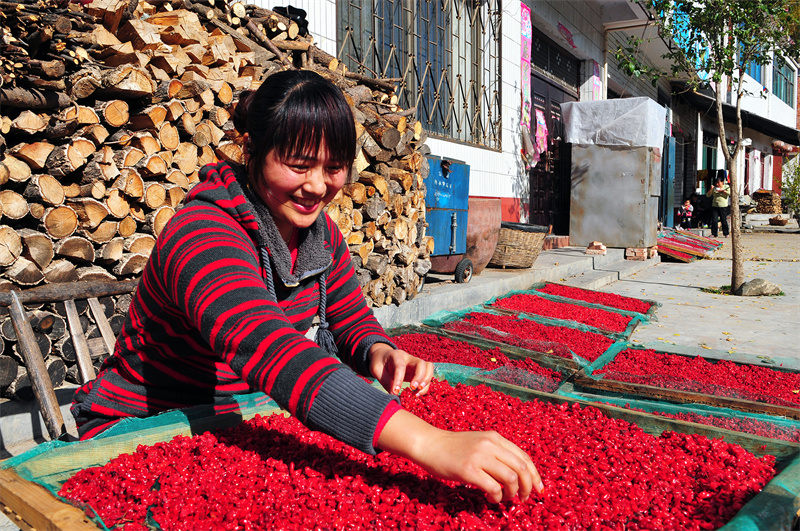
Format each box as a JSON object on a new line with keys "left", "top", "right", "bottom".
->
{"left": 600, "top": 232, "right": 800, "bottom": 366}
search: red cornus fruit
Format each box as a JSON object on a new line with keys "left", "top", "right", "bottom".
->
{"left": 618, "top": 404, "right": 800, "bottom": 443}
{"left": 537, "top": 284, "right": 654, "bottom": 315}
{"left": 443, "top": 311, "right": 615, "bottom": 362}
{"left": 597, "top": 349, "right": 800, "bottom": 407}
{"left": 392, "top": 332, "right": 562, "bottom": 391}
{"left": 491, "top": 293, "right": 634, "bottom": 333}
{"left": 59, "top": 380, "right": 776, "bottom": 531}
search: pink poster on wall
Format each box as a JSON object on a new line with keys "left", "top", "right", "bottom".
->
{"left": 521, "top": 3, "right": 532, "bottom": 130}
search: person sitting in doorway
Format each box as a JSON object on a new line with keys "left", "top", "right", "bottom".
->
{"left": 677, "top": 198, "right": 694, "bottom": 229}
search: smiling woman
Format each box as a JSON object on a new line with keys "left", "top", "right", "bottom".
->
{"left": 69, "top": 70, "right": 541, "bottom": 504}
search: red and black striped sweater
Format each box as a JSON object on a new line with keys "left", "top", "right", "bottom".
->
{"left": 71, "top": 161, "right": 400, "bottom": 453}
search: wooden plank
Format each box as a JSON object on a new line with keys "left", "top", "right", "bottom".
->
{"left": 571, "top": 372, "right": 800, "bottom": 420}
{"left": 87, "top": 298, "right": 116, "bottom": 355}
{"left": 64, "top": 299, "right": 96, "bottom": 383}
{"left": 0, "top": 279, "right": 139, "bottom": 307}
{"left": 0, "top": 468, "right": 98, "bottom": 531}
{"left": 9, "top": 292, "right": 65, "bottom": 440}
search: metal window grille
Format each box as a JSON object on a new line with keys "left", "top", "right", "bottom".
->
{"left": 337, "top": 0, "right": 502, "bottom": 150}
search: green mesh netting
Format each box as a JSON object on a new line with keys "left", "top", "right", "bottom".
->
{"left": 552, "top": 389, "right": 800, "bottom": 531}
{"left": 581, "top": 343, "right": 800, "bottom": 409}
{"left": 3, "top": 364, "right": 798, "bottom": 531}
{"left": 483, "top": 289, "right": 645, "bottom": 339}
{"left": 524, "top": 281, "right": 661, "bottom": 323}
{"left": 422, "top": 305, "right": 623, "bottom": 368}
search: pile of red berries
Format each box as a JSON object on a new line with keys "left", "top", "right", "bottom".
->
{"left": 443, "top": 311, "right": 616, "bottom": 362}
{"left": 537, "top": 284, "right": 654, "bottom": 315}
{"left": 60, "top": 380, "right": 776, "bottom": 530}
{"left": 491, "top": 293, "right": 634, "bottom": 333}
{"left": 596, "top": 349, "right": 800, "bottom": 407}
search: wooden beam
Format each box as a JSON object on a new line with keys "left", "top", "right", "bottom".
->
{"left": 0, "top": 279, "right": 139, "bottom": 307}
{"left": 9, "top": 291, "right": 65, "bottom": 441}
{"left": 65, "top": 299, "right": 96, "bottom": 383}
{"left": 0, "top": 468, "right": 98, "bottom": 531}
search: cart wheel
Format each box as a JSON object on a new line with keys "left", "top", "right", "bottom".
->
{"left": 454, "top": 259, "right": 473, "bottom": 283}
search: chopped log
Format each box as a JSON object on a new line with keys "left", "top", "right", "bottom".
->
{"left": 54, "top": 235, "right": 95, "bottom": 263}
{"left": 46, "top": 137, "right": 95, "bottom": 178}
{"left": 215, "top": 140, "right": 244, "bottom": 164}
{"left": 0, "top": 191, "right": 29, "bottom": 220}
{"left": 42, "top": 206, "right": 78, "bottom": 239}
{"left": 0, "top": 87, "right": 72, "bottom": 109}
{"left": 113, "top": 253, "right": 149, "bottom": 276}
{"left": 17, "top": 229, "right": 53, "bottom": 270}
{"left": 157, "top": 122, "right": 180, "bottom": 150}
{"left": 81, "top": 220, "right": 119, "bottom": 243}
{"left": 95, "top": 99, "right": 130, "bottom": 128}
{"left": 3, "top": 155, "right": 32, "bottom": 184}
{"left": 197, "top": 145, "right": 216, "bottom": 167}
{"left": 174, "top": 142, "right": 199, "bottom": 174}
{"left": 69, "top": 198, "right": 109, "bottom": 229}
{"left": 23, "top": 175, "right": 65, "bottom": 207}
{"left": 0, "top": 355, "right": 19, "bottom": 392}
{"left": 134, "top": 154, "right": 168, "bottom": 177}
{"left": 131, "top": 132, "right": 161, "bottom": 156}
{"left": 165, "top": 169, "right": 190, "bottom": 189}
{"left": 124, "top": 233, "right": 156, "bottom": 254}
{"left": 77, "top": 266, "right": 117, "bottom": 282}
{"left": 342, "top": 182, "right": 368, "bottom": 204}
{"left": 31, "top": 310, "right": 67, "bottom": 342}
{"left": 104, "top": 190, "right": 133, "bottom": 223}
{"left": 97, "top": 237, "right": 125, "bottom": 264}
{"left": 142, "top": 182, "right": 167, "bottom": 209}
{"left": 118, "top": 215, "right": 138, "bottom": 238}
{"left": 4, "top": 257, "right": 44, "bottom": 286}
{"left": 164, "top": 99, "right": 186, "bottom": 121}
{"left": 43, "top": 259, "right": 79, "bottom": 284}
{"left": 10, "top": 141, "right": 55, "bottom": 171}
{"left": 129, "top": 104, "right": 167, "bottom": 130}
{"left": 163, "top": 184, "right": 186, "bottom": 208}
{"left": 363, "top": 195, "right": 388, "bottom": 220}
{"left": 113, "top": 146, "right": 145, "bottom": 168}
{"left": 144, "top": 205, "right": 175, "bottom": 237}
{"left": 61, "top": 105, "right": 100, "bottom": 126}
{"left": 0, "top": 226, "right": 23, "bottom": 267}
{"left": 11, "top": 110, "right": 48, "bottom": 135}
{"left": 100, "top": 64, "right": 156, "bottom": 98}
{"left": 77, "top": 123, "right": 110, "bottom": 146}
{"left": 111, "top": 168, "right": 145, "bottom": 198}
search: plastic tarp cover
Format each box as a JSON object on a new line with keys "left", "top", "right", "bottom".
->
{"left": 562, "top": 97, "right": 667, "bottom": 148}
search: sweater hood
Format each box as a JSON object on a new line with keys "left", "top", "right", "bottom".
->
{"left": 187, "top": 161, "right": 332, "bottom": 287}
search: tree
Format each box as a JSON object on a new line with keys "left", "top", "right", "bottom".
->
{"left": 615, "top": 0, "right": 800, "bottom": 294}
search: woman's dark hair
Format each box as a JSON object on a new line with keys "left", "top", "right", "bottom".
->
{"left": 233, "top": 70, "right": 356, "bottom": 179}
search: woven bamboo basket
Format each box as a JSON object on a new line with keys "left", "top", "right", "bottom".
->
{"left": 488, "top": 222, "right": 549, "bottom": 269}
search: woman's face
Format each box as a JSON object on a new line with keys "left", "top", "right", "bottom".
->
{"left": 251, "top": 144, "right": 348, "bottom": 242}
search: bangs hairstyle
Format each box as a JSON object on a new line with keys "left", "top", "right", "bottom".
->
{"left": 235, "top": 70, "right": 356, "bottom": 178}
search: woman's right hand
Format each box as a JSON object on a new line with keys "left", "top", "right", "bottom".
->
{"left": 377, "top": 409, "right": 543, "bottom": 504}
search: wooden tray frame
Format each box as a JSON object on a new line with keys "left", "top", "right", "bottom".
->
{"left": 573, "top": 348, "right": 800, "bottom": 420}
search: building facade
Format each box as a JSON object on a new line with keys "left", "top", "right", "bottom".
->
{"left": 253, "top": 0, "right": 799, "bottom": 234}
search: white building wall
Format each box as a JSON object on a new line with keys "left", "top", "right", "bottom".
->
{"left": 735, "top": 54, "right": 797, "bottom": 128}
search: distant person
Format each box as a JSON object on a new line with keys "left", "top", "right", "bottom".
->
{"left": 677, "top": 198, "right": 694, "bottom": 229}
{"left": 706, "top": 176, "right": 731, "bottom": 238}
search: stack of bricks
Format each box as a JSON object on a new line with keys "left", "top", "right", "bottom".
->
{"left": 585, "top": 241, "right": 607, "bottom": 255}
{"left": 626, "top": 246, "right": 657, "bottom": 261}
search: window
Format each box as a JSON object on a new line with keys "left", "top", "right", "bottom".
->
{"left": 744, "top": 61, "right": 762, "bottom": 83}
{"left": 773, "top": 57, "right": 795, "bottom": 106}
{"left": 337, "top": 0, "right": 502, "bottom": 149}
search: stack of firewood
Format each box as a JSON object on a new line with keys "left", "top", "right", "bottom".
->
{"left": 0, "top": 0, "right": 432, "bottom": 307}
{"left": 1, "top": 0, "right": 434, "bottom": 400}
{"left": 753, "top": 190, "right": 782, "bottom": 214}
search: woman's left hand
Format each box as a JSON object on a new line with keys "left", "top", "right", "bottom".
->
{"left": 369, "top": 343, "right": 434, "bottom": 396}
